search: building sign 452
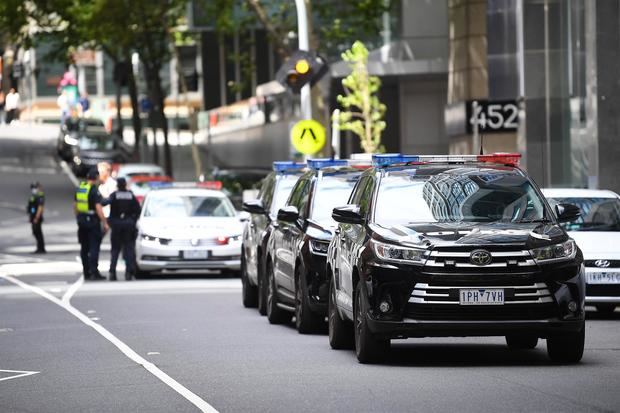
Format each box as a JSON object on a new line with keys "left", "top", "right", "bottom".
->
{"left": 445, "top": 100, "right": 519, "bottom": 136}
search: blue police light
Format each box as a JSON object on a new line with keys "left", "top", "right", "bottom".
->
{"left": 371, "top": 153, "right": 419, "bottom": 167}
{"left": 307, "top": 158, "right": 349, "bottom": 170}
{"left": 272, "top": 161, "right": 306, "bottom": 172}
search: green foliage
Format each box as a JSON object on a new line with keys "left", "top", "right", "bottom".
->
{"left": 336, "top": 41, "right": 386, "bottom": 154}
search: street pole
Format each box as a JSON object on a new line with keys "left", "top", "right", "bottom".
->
{"left": 294, "top": 0, "right": 312, "bottom": 121}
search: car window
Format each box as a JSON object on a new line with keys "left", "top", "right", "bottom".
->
{"left": 144, "top": 194, "right": 236, "bottom": 218}
{"left": 271, "top": 175, "right": 300, "bottom": 216}
{"left": 349, "top": 176, "right": 369, "bottom": 206}
{"left": 311, "top": 174, "right": 359, "bottom": 222}
{"left": 79, "top": 134, "right": 115, "bottom": 150}
{"left": 287, "top": 178, "right": 310, "bottom": 211}
{"left": 259, "top": 174, "right": 275, "bottom": 210}
{"left": 548, "top": 197, "right": 620, "bottom": 231}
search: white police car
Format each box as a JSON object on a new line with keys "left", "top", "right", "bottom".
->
{"left": 543, "top": 188, "right": 620, "bottom": 313}
{"left": 136, "top": 186, "right": 243, "bottom": 276}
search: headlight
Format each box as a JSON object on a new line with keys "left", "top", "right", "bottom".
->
{"left": 371, "top": 239, "right": 427, "bottom": 264}
{"left": 310, "top": 239, "right": 330, "bottom": 254}
{"left": 64, "top": 134, "right": 79, "bottom": 145}
{"left": 141, "top": 233, "right": 170, "bottom": 245}
{"left": 530, "top": 239, "right": 576, "bottom": 263}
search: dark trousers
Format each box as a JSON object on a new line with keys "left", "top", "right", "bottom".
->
{"left": 77, "top": 217, "right": 102, "bottom": 277}
{"left": 109, "top": 221, "right": 136, "bottom": 275}
{"left": 31, "top": 221, "right": 45, "bottom": 251}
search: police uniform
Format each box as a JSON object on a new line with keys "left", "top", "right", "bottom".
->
{"left": 27, "top": 186, "right": 45, "bottom": 253}
{"left": 76, "top": 180, "right": 105, "bottom": 280}
{"left": 105, "top": 184, "right": 141, "bottom": 280}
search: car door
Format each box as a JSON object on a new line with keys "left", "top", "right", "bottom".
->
{"left": 274, "top": 177, "right": 308, "bottom": 300}
{"left": 335, "top": 176, "right": 371, "bottom": 313}
{"left": 245, "top": 175, "right": 274, "bottom": 283}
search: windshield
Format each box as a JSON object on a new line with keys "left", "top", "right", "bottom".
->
{"left": 547, "top": 197, "right": 620, "bottom": 231}
{"left": 79, "top": 134, "right": 115, "bottom": 151}
{"left": 374, "top": 168, "right": 546, "bottom": 227}
{"left": 144, "top": 194, "right": 236, "bottom": 218}
{"left": 311, "top": 173, "right": 358, "bottom": 222}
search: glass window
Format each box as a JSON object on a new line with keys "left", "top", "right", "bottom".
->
{"left": 547, "top": 197, "right": 620, "bottom": 232}
{"left": 374, "top": 168, "right": 547, "bottom": 227}
{"left": 259, "top": 175, "right": 275, "bottom": 209}
{"left": 271, "top": 175, "right": 300, "bottom": 216}
{"left": 78, "top": 134, "right": 115, "bottom": 150}
{"left": 144, "top": 194, "right": 236, "bottom": 218}
{"left": 310, "top": 173, "right": 359, "bottom": 222}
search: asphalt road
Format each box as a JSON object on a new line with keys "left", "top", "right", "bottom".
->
{"left": 1, "top": 124, "right": 619, "bottom": 413}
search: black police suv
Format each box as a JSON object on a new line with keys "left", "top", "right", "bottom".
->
{"left": 265, "top": 159, "right": 369, "bottom": 333}
{"left": 241, "top": 162, "right": 306, "bottom": 314}
{"left": 327, "top": 153, "right": 586, "bottom": 363}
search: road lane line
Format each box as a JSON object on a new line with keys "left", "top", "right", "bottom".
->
{"left": 59, "top": 160, "right": 80, "bottom": 187}
{"left": 61, "top": 274, "right": 84, "bottom": 304}
{"left": 0, "top": 272, "right": 218, "bottom": 413}
{"left": 0, "top": 369, "right": 40, "bottom": 382}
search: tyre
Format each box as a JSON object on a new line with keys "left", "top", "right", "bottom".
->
{"left": 354, "top": 282, "right": 389, "bottom": 363}
{"left": 547, "top": 324, "right": 585, "bottom": 363}
{"left": 257, "top": 264, "right": 268, "bottom": 316}
{"left": 241, "top": 252, "right": 258, "bottom": 308}
{"left": 595, "top": 304, "right": 616, "bottom": 314}
{"left": 295, "top": 265, "right": 324, "bottom": 334}
{"left": 505, "top": 334, "right": 538, "bottom": 349}
{"left": 328, "top": 278, "right": 354, "bottom": 350}
{"left": 266, "top": 262, "right": 291, "bottom": 324}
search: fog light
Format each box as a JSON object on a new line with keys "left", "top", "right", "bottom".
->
{"left": 568, "top": 301, "right": 578, "bottom": 312}
{"left": 379, "top": 300, "right": 392, "bottom": 313}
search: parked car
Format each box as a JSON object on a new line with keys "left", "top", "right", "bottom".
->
{"left": 543, "top": 188, "right": 620, "bottom": 314}
{"left": 61, "top": 127, "right": 131, "bottom": 177}
{"left": 128, "top": 175, "right": 173, "bottom": 204}
{"left": 113, "top": 163, "right": 165, "bottom": 180}
{"left": 56, "top": 117, "right": 106, "bottom": 161}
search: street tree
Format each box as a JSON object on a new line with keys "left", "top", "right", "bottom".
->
{"left": 336, "top": 41, "right": 386, "bottom": 154}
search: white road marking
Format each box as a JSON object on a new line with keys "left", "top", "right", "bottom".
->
{"left": 5, "top": 243, "right": 111, "bottom": 253}
{"left": 59, "top": 160, "right": 80, "bottom": 187}
{"left": 0, "top": 369, "right": 40, "bottom": 382}
{"left": 61, "top": 274, "right": 84, "bottom": 304}
{"left": 90, "top": 317, "right": 100, "bottom": 321}
{"left": 87, "top": 310, "right": 96, "bottom": 314}
{"left": 0, "top": 271, "right": 218, "bottom": 413}
{"left": 147, "top": 352, "right": 161, "bottom": 356}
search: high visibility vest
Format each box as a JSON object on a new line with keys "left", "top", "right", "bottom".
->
{"left": 76, "top": 182, "right": 93, "bottom": 214}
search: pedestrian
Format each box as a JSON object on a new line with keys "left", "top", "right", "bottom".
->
{"left": 102, "top": 177, "right": 141, "bottom": 281}
{"left": 0, "top": 90, "right": 5, "bottom": 125}
{"left": 75, "top": 168, "right": 109, "bottom": 281}
{"left": 27, "top": 182, "right": 46, "bottom": 254}
{"left": 78, "top": 93, "right": 90, "bottom": 116}
{"left": 5, "top": 88, "right": 20, "bottom": 124}
{"left": 97, "top": 162, "right": 117, "bottom": 218}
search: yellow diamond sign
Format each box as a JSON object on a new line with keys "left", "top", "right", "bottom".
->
{"left": 291, "top": 119, "right": 326, "bottom": 155}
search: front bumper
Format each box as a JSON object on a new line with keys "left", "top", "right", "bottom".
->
{"left": 137, "top": 239, "right": 241, "bottom": 271}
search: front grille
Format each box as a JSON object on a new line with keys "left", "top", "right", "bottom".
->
{"left": 406, "top": 282, "right": 556, "bottom": 321}
{"left": 411, "top": 283, "right": 553, "bottom": 304}
{"left": 584, "top": 260, "right": 620, "bottom": 268}
{"left": 406, "top": 303, "right": 558, "bottom": 321}
{"left": 424, "top": 246, "right": 536, "bottom": 274}
{"left": 587, "top": 284, "right": 620, "bottom": 296}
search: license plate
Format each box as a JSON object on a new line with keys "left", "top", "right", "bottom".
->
{"left": 183, "top": 250, "right": 208, "bottom": 260}
{"left": 586, "top": 271, "right": 620, "bottom": 284}
{"left": 459, "top": 288, "right": 504, "bottom": 305}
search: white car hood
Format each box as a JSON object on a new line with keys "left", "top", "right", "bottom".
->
{"left": 569, "top": 231, "right": 620, "bottom": 259}
{"left": 139, "top": 217, "right": 243, "bottom": 239}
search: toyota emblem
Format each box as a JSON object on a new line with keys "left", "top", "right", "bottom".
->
{"left": 190, "top": 238, "right": 200, "bottom": 247}
{"left": 595, "top": 259, "right": 611, "bottom": 268}
{"left": 470, "top": 249, "right": 492, "bottom": 266}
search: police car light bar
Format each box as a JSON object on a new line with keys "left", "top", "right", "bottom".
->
{"left": 272, "top": 161, "right": 306, "bottom": 172}
{"left": 307, "top": 158, "right": 349, "bottom": 170}
{"left": 371, "top": 153, "right": 521, "bottom": 167}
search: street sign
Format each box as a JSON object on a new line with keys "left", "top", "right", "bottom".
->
{"left": 291, "top": 119, "right": 326, "bottom": 155}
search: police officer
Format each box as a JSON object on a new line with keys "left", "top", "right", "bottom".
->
{"left": 103, "top": 177, "right": 141, "bottom": 281}
{"left": 75, "top": 168, "right": 109, "bottom": 281}
{"left": 27, "top": 182, "right": 46, "bottom": 253}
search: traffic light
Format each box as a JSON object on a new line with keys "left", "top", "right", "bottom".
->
{"left": 276, "top": 50, "right": 328, "bottom": 94}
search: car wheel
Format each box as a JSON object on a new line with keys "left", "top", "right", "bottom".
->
{"left": 354, "top": 282, "right": 389, "bottom": 364}
{"left": 294, "top": 266, "right": 324, "bottom": 334}
{"left": 266, "top": 262, "right": 291, "bottom": 325}
{"left": 595, "top": 304, "right": 616, "bottom": 314}
{"left": 257, "top": 263, "right": 267, "bottom": 316}
{"left": 241, "top": 252, "right": 258, "bottom": 308}
{"left": 328, "top": 278, "right": 353, "bottom": 350}
{"left": 505, "top": 334, "right": 538, "bottom": 349}
{"left": 547, "top": 324, "right": 585, "bottom": 364}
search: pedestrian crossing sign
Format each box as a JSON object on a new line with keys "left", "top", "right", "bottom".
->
{"left": 291, "top": 119, "right": 326, "bottom": 155}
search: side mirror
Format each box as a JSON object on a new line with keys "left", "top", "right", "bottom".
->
{"left": 332, "top": 205, "right": 364, "bottom": 225}
{"left": 555, "top": 203, "right": 581, "bottom": 223}
{"left": 277, "top": 205, "right": 299, "bottom": 223}
{"left": 242, "top": 199, "right": 266, "bottom": 215}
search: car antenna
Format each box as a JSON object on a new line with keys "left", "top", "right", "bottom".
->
{"left": 479, "top": 134, "right": 484, "bottom": 155}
